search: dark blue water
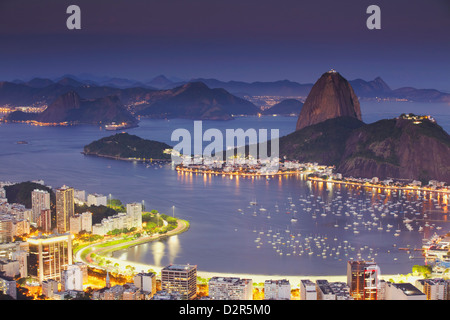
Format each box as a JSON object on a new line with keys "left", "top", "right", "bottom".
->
{"left": 0, "top": 101, "right": 449, "bottom": 276}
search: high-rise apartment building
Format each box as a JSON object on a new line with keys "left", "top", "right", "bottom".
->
{"left": 134, "top": 272, "right": 156, "bottom": 297}
{"left": 27, "top": 233, "right": 73, "bottom": 283}
{"left": 161, "top": 264, "right": 197, "bottom": 300}
{"left": 347, "top": 260, "right": 380, "bottom": 300}
{"left": 264, "top": 279, "right": 291, "bottom": 300}
{"left": 38, "top": 209, "right": 52, "bottom": 233}
{"left": 300, "top": 279, "right": 317, "bottom": 300}
{"left": 126, "top": 202, "right": 143, "bottom": 230}
{"left": 56, "top": 186, "right": 74, "bottom": 234}
{"left": 61, "top": 264, "right": 84, "bottom": 291}
{"left": 209, "top": 277, "right": 253, "bottom": 300}
{"left": 31, "top": 189, "right": 50, "bottom": 224}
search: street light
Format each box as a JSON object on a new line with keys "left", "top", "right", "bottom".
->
{"left": 172, "top": 205, "right": 175, "bottom": 218}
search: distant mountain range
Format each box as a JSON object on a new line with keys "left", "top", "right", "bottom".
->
{"left": 132, "top": 82, "right": 260, "bottom": 120}
{"left": 2, "top": 73, "right": 449, "bottom": 105}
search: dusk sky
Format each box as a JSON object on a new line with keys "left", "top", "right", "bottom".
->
{"left": 0, "top": 0, "right": 449, "bottom": 91}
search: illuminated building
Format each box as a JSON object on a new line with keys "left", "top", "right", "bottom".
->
{"left": 92, "top": 203, "right": 141, "bottom": 236}
{"left": 0, "top": 242, "right": 28, "bottom": 277}
{"left": 346, "top": 260, "right": 380, "bottom": 300}
{"left": 384, "top": 282, "right": 426, "bottom": 300}
{"left": 56, "top": 186, "right": 74, "bottom": 234}
{"left": 31, "top": 189, "right": 50, "bottom": 224}
{"left": 0, "top": 275, "right": 16, "bottom": 299}
{"left": 161, "top": 264, "right": 197, "bottom": 300}
{"left": 316, "top": 280, "right": 353, "bottom": 300}
{"left": 38, "top": 209, "right": 52, "bottom": 233}
{"left": 70, "top": 211, "right": 92, "bottom": 234}
{"left": 61, "top": 264, "right": 83, "bottom": 291}
{"left": 264, "top": 279, "right": 290, "bottom": 300}
{"left": 0, "top": 258, "right": 20, "bottom": 278}
{"left": 0, "top": 217, "right": 12, "bottom": 243}
{"left": 134, "top": 272, "right": 156, "bottom": 297}
{"left": 300, "top": 279, "right": 317, "bottom": 300}
{"left": 87, "top": 193, "right": 107, "bottom": 207}
{"left": 42, "top": 279, "right": 59, "bottom": 298}
{"left": 208, "top": 277, "right": 253, "bottom": 300}
{"left": 27, "top": 233, "right": 73, "bottom": 283}
{"left": 126, "top": 202, "right": 143, "bottom": 230}
{"left": 415, "top": 278, "right": 450, "bottom": 300}
{"left": 0, "top": 214, "right": 29, "bottom": 243}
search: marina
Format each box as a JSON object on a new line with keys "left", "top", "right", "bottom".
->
{"left": 1, "top": 111, "right": 449, "bottom": 276}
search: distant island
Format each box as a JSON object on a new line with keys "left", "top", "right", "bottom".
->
{"left": 83, "top": 133, "right": 172, "bottom": 162}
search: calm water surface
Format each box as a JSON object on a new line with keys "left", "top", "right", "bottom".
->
{"left": 0, "top": 101, "right": 449, "bottom": 276}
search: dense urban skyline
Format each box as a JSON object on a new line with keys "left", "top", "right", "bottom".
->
{"left": 0, "top": 0, "right": 449, "bottom": 91}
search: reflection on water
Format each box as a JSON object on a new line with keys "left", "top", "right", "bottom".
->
{"left": 151, "top": 241, "right": 165, "bottom": 267}
{"left": 167, "top": 235, "right": 180, "bottom": 264}
{"left": 0, "top": 106, "right": 450, "bottom": 276}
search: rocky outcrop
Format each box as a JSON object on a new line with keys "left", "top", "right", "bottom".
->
{"left": 295, "top": 70, "right": 362, "bottom": 130}
{"left": 338, "top": 117, "right": 450, "bottom": 182}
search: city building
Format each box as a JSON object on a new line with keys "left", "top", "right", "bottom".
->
{"left": 87, "top": 193, "right": 107, "bottom": 207}
{"left": 0, "top": 214, "right": 30, "bottom": 243}
{"left": 69, "top": 211, "right": 92, "bottom": 234}
{"left": 27, "top": 233, "right": 73, "bottom": 283}
{"left": 208, "top": 277, "right": 253, "bottom": 300}
{"left": 152, "top": 290, "right": 183, "bottom": 300}
{"left": 415, "top": 278, "right": 450, "bottom": 300}
{"left": 0, "top": 258, "right": 20, "bottom": 278}
{"left": 42, "top": 279, "right": 59, "bottom": 298}
{"left": 73, "top": 189, "right": 86, "bottom": 204}
{"left": 70, "top": 211, "right": 92, "bottom": 234}
{"left": 300, "top": 279, "right": 317, "bottom": 300}
{"left": 264, "top": 279, "right": 291, "bottom": 300}
{"left": 0, "top": 217, "right": 12, "bottom": 243}
{"left": 384, "top": 282, "right": 426, "bottom": 300}
{"left": 92, "top": 203, "right": 142, "bottom": 236}
{"left": 80, "top": 211, "right": 92, "bottom": 233}
{"left": 61, "top": 264, "right": 84, "bottom": 291}
{"left": 126, "top": 202, "right": 143, "bottom": 230}
{"left": 134, "top": 272, "right": 156, "bottom": 297}
{"left": 56, "top": 186, "right": 74, "bottom": 234}
{"left": 347, "top": 260, "right": 380, "bottom": 300}
{"left": 316, "top": 280, "right": 353, "bottom": 300}
{"left": 0, "top": 275, "right": 16, "bottom": 299}
{"left": 0, "top": 241, "right": 28, "bottom": 277}
{"left": 161, "top": 264, "right": 197, "bottom": 300}
{"left": 38, "top": 209, "right": 52, "bottom": 233}
{"left": 31, "top": 189, "right": 50, "bottom": 224}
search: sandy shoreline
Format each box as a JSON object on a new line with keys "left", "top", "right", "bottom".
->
{"left": 98, "top": 254, "right": 411, "bottom": 287}
{"left": 76, "top": 219, "right": 413, "bottom": 287}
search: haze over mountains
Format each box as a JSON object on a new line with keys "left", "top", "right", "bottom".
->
{"left": 3, "top": 73, "right": 450, "bottom": 108}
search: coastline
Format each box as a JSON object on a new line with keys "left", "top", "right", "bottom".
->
{"left": 81, "top": 151, "right": 171, "bottom": 163}
{"left": 86, "top": 254, "right": 415, "bottom": 287}
{"left": 75, "top": 218, "right": 417, "bottom": 287}
{"left": 308, "top": 177, "right": 450, "bottom": 195}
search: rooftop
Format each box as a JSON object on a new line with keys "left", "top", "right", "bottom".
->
{"left": 391, "top": 283, "right": 425, "bottom": 296}
{"left": 162, "top": 264, "right": 197, "bottom": 272}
